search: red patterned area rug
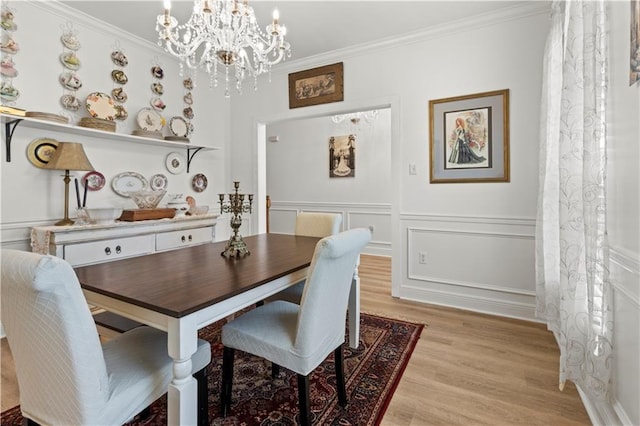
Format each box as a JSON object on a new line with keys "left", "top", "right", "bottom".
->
{"left": 1, "top": 313, "right": 423, "bottom": 426}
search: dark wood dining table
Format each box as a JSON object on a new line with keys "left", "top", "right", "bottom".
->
{"left": 74, "top": 233, "right": 362, "bottom": 426}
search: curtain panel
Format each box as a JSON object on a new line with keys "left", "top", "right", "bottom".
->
{"left": 535, "top": 0, "right": 613, "bottom": 401}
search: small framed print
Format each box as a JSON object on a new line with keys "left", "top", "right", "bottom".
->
{"left": 329, "top": 134, "right": 355, "bottom": 178}
{"left": 289, "top": 62, "right": 344, "bottom": 109}
{"left": 429, "top": 89, "right": 510, "bottom": 183}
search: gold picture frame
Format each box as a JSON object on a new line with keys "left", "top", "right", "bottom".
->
{"left": 288, "top": 62, "right": 344, "bottom": 109}
{"left": 429, "top": 89, "right": 510, "bottom": 183}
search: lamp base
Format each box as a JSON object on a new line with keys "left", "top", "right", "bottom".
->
{"left": 54, "top": 217, "right": 75, "bottom": 226}
{"left": 221, "top": 235, "right": 250, "bottom": 258}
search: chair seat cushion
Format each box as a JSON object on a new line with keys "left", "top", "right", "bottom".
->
{"left": 100, "top": 326, "right": 210, "bottom": 424}
{"left": 222, "top": 301, "right": 339, "bottom": 376}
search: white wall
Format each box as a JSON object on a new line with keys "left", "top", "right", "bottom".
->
{"left": 265, "top": 109, "right": 392, "bottom": 255}
{"left": 229, "top": 4, "right": 548, "bottom": 321}
{"left": 604, "top": 3, "right": 640, "bottom": 426}
{"left": 0, "top": 2, "right": 232, "bottom": 250}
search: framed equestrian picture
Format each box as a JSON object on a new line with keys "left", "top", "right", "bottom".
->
{"left": 429, "top": 89, "right": 510, "bottom": 183}
{"left": 289, "top": 62, "right": 344, "bottom": 109}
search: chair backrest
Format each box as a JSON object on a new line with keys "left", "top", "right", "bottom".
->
{"left": 294, "top": 228, "right": 371, "bottom": 356}
{"left": 1, "top": 249, "right": 109, "bottom": 425}
{"left": 295, "top": 212, "right": 342, "bottom": 238}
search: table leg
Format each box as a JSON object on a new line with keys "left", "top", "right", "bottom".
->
{"left": 167, "top": 318, "right": 198, "bottom": 426}
{"left": 348, "top": 255, "right": 361, "bottom": 349}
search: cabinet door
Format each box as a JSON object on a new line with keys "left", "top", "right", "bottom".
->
{"left": 156, "top": 226, "right": 214, "bottom": 251}
{"left": 64, "top": 234, "right": 155, "bottom": 266}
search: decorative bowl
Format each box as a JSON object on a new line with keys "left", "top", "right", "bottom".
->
{"left": 129, "top": 190, "right": 166, "bottom": 209}
{"left": 86, "top": 207, "right": 123, "bottom": 224}
{"left": 188, "top": 205, "right": 209, "bottom": 216}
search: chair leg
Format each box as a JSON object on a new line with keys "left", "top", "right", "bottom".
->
{"left": 139, "top": 407, "right": 151, "bottom": 419}
{"left": 195, "top": 367, "right": 209, "bottom": 426}
{"left": 220, "top": 346, "right": 235, "bottom": 417}
{"left": 297, "top": 374, "right": 311, "bottom": 426}
{"left": 334, "top": 344, "right": 348, "bottom": 407}
{"left": 271, "top": 361, "right": 280, "bottom": 378}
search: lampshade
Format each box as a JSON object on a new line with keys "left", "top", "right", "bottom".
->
{"left": 44, "top": 142, "right": 95, "bottom": 171}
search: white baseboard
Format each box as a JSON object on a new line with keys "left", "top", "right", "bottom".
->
{"left": 577, "top": 384, "right": 630, "bottom": 426}
{"left": 399, "top": 283, "right": 539, "bottom": 322}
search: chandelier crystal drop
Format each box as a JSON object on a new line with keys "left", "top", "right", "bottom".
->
{"left": 156, "top": 0, "right": 291, "bottom": 97}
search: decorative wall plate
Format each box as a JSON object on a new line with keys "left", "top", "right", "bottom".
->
{"left": 150, "top": 97, "right": 166, "bottom": 111}
{"left": 169, "top": 116, "right": 188, "bottom": 137}
{"left": 60, "top": 33, "right": 80, "bottom": 50}
{"left": 151, "top": 82, "right": 164, "bottom": 95}
{"left": 86, "top": 92, "right": 116, "bottom": 121}
{"left": 150, "top": 173, "right": 168, "bottom": 191}
{"left": 59, "top": 72, "right": 82, "bottom": 90}
{"left": 114, "top": 104, "right": 128, "bottom": 120}
{"left": 183, "top": 92, "right": 193, "bottom": 105}
{"left": 83, "top": 171, "right": 106, "bottom": 191}
{"left": 111, "top": 171, "right": 148, "bottom": 196}
{"left": 27, "top": 138, "right": 59, "bottom": 168}
{"left": 111, "top": 69, "right": 128, "bottom": 84}
{"left": 111, "top": 87, "right": 128, "bottom": 103}
{"left": 0, "top": 37, "right": 18, "bottom": 53}
{"left": 183, "top": 107, "right": 194, "bottom": 120}
{"left": 165, "top": 152, "right": 186, "bottom": 175}
{"left": 183, "top": 78, "right": 193, "bottom": 90}
{"left": 111, "top": 50, "right": 128, "bottom": 67}
{"left": 151, "top": 66, "right": 164, "bottom": 79}
{"left": 136, "top": 108, "right": 163, "bottom": 132}
{"left": 0, "top": 83, "right": 19, "bottom": 101}
{"left": 60, "top": 94, "right": 80, "bottom": 111}
{"left": 59, "top": 52, "right": 81, "bottom": 70}
{"left": 192, "top": 173, "right": 208, "bottom": 192}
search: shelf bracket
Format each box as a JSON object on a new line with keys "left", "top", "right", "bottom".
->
{"left": 4, "top": 118, "right": 23, "bottom": 162}
{"left": 186, "top": 147, "right": 203, "bottom": 173}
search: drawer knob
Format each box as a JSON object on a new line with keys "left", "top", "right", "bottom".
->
{"left": 181, "top": 235, "right": 186, "bottom": 243}
{"left": 104, "top": 247, "right": 111, "bottom": 255}
{"left": 188, "top": 234, "right": 193, "bottom": 242}
{"left": 115, "top": 245, "right": 122, "bottom": 254}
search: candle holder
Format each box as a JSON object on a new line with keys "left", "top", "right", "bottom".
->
{"left": 219, "top": 181, "right": 253, "bottom": 258}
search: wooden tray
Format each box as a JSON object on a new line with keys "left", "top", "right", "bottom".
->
{"left": 118, "top": 208, "right": 175, "bottom": 221}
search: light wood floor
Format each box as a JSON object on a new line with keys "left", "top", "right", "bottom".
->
{"left": 1, "top": 255, "right": 591, "bottom": 425}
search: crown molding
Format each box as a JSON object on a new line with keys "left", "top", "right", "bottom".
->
{"left": 275, "top": 2, "right": 551, "bottom": 73}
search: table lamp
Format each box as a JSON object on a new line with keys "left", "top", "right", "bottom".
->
{"left": 44, "top": 142, "right": 95, "bottom": 226}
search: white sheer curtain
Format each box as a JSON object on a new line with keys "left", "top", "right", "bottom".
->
{"left": 535, "top": 0, "right": 613, "bottom": 401}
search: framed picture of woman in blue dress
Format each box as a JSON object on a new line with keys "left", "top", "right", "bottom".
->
{"left": 429, "top": 89, "right": 509, "bottom": 183}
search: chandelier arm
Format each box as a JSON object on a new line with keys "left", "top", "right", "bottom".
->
{"left": 156, "top": 0, "right": 290, "bottom": 96}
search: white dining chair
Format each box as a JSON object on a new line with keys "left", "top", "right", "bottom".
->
{"left": 268, "top": 211, "right": 342, "bottom": 304}
{"left": 1, "top": 249, "right": 211, "bottom": 426}
{"left": 219, "top": 228, "right": 371, "bottom": 426}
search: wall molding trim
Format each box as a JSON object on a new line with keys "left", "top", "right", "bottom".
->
{"left": 30, "top": 0, "right": 162, "bottom": 52}
{"left": 401, "top": 212, "right": 536, "bottom": 227}
{"left": 271, "top": 3, "right": 550, "bottom": 72}
{"left": 610, "top": 246, "right": 640, "bottom": 308}
{"left": 271, "top": 201, "right": 391, "bottom": 211}
{"left": 399, "top": 283, "right": 538, "bottom": 322}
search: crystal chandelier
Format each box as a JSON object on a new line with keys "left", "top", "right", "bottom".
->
{"left": 157, "top": 0, "right": 291, "bottom": 97}
{"left": 331, "top": 110, "right": 379, "bottom": 132}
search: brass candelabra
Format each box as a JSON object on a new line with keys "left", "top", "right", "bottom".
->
{"left": 219, "top": 181, "right": 253, "bottom": 258}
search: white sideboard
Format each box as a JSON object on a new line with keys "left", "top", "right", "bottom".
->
{"left": 30, "top": 213, "right": 219, "bottom": 337}
{"left": 31, "top": 213, "right": 218, "bottom": 266}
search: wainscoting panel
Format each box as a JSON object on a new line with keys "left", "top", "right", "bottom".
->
{"left": 400, "top": 214, "right": 537, "bottom": 321}
{"left": 608, "top": 246, "right": 640, "bottom": 426}
{"left": 268, "top": 201, "right": 391, "bottom": 256}
{"left": 1, "top": 220, "right": 52, "bottom": 251}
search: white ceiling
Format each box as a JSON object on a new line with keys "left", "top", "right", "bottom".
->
{"left": 61, "top": 1, "right": 531, "bottom": 62}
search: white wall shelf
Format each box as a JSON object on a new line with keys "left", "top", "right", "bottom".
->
{"left": 1, "top": 113, "right": 220, "bottom": 172}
